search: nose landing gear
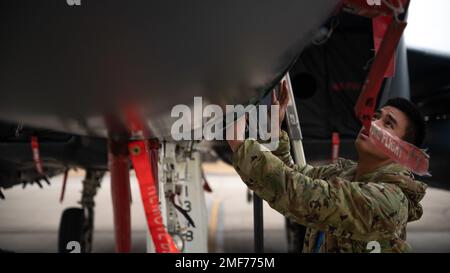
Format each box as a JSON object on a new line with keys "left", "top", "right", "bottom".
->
{"left": 58, "top": 170, "right": 105, "bottom": 253}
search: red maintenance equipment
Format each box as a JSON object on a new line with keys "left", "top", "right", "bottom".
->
{"left": 346, "top": 0, "right": 430, "bottom": 175}
{"left": 124, "top": 106, "right": 180, "bottom": 253}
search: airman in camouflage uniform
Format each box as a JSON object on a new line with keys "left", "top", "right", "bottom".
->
{"left": 232, "top": 130, "right": 427, "bottom": 253}
{"left": 227, "top": 82, "right": 428, "bottom": 253}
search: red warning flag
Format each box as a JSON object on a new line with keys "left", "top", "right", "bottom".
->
{"left": 369, "top": 122, "right": 430, "bottom": 176}
{"left": 129, "top": 140, "right": 179, "bottom": 253}
{"left": 31, "top": 136, "right": 44, "bottom": 175}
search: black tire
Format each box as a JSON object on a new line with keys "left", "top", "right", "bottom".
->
{"left": 58, "top": 207, "right": 85, "bottom": 253}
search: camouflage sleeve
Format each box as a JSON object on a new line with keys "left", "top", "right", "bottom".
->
{"left": 271, "top": 130, "right": 338, "bottom": 179}
{"left": 270, "top": 130, "right": 295, "bottom": 167}
{"left": 232, "top": 139, "right": 409, "bottom": 241}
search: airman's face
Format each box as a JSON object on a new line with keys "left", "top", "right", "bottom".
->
{"left": 355, "top": 106, "right": 409, "bottom": 160}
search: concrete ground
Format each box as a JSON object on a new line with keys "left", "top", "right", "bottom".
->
{"left": 0, "top": 161, "right": 449, "bottom": 253}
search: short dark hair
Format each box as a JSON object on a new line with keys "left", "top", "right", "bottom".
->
{"left": 383, "top": 97, "right": 426, "bottom": 147}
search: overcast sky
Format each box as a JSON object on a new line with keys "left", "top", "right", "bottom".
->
{"left": 405, "top": 0, "right": 450, "bottom": 54}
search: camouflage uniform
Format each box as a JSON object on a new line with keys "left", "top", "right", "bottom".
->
{"left": 232, "top": 130, "right": 427, "bottom": 253}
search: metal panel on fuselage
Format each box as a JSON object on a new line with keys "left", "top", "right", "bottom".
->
{"left": 0, "top": 0, "right": 341, "bottom": 139}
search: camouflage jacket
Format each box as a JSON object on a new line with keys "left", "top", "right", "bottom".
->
{"left": 232, "top": 131, "right": 427, "bottom": 253}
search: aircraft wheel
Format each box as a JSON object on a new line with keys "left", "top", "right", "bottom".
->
{"left": 58, "top": 207, "right": 85, "bottom": 253}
